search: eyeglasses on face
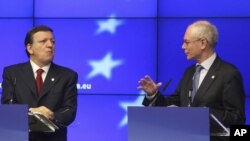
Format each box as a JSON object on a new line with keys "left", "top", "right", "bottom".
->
{"left": 183, "top": 38, "right": 202, "bottom": 46}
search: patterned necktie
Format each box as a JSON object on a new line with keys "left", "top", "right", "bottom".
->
{"left": 36, "top": 69, "right": 44, "bottom": 94}
{"left": 191, "top": 65, "right": 203, "bottom": 101}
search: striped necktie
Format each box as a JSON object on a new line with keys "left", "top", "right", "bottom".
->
{"left": 191, "top": 65, "right": 203, "bottom": 101}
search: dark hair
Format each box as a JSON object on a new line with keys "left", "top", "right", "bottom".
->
{"left": 24, "top": 25, "right": 53, "bottom": 57}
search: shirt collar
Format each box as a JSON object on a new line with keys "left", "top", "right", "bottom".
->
{"left": 30, "top": 60, "right": 51, "bottom": 74}
{"left": 198, "top": 53, "right": 216, "bottom": 71}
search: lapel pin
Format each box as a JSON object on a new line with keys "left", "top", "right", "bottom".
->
{"left": 51, "top": 78, "right": 55, "bottom": 81}
{"left": 211, "top": 75, "right": 215, "bottom": 79}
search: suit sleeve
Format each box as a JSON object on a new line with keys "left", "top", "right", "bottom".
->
{"left": 53, "top": 71, "right": 78, "bottom": 127}
{"left": 1, "top": 67, "right": 15, "bottom": 104}
{"left": 142, "top": 69, "right": 190, "bottom": 107}
{"left": 210, "top": 69, "right": 245, "bottom": 127}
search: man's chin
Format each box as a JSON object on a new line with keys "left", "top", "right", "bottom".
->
{"left": 44, "top": 57, "right": 54, "bottom": 64}
{"left": 46, "top": 55, "right": 54, "bottom": 60}
{"left": 186, "top": 56, "right": 192, "bottom": 60}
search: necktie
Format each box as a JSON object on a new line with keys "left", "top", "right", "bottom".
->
{"left": 191, "top": 65, "right": 203, "bottom": 101}
{"left": 36, "top": 69, "right": 44, "bottom": 94}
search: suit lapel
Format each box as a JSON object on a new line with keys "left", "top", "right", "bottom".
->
{"left": 39, "top": 63, "right": 59, "bottom": 97}
{"left": 21, "top": 62, "right": 37, "bottom": 95}
{"left": 193, "top": 57, "right": 221, "bottom": 103}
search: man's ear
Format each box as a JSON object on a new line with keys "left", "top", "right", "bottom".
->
{"left": 201, "top": 38, "right": 208, "bottom": 50}
{"left": 26, "top": 44, "right": 33, "bottom": 55}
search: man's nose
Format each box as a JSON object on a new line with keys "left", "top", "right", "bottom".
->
{"left": 46, "top": 40, "right": 54, "bottom": 47}
{"left": 182, "top": 43, "right": 186, "bottom": 49}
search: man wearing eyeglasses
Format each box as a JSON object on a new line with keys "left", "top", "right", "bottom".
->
{"left": 138, "top": 20, "right": 245, "bottom": 141}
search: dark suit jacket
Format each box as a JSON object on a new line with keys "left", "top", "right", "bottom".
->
{"left": 143, "top": 56, "right": 245, "bottom": 133}
{"left": 1, "top": 61, "right": 78, "bottom": 141}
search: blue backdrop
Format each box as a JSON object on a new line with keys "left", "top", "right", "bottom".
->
{"left": 0, "top": 0, "right": 249, "bottom": 141}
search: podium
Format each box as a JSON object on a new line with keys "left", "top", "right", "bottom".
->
{"left": 0, "top": 104, "right": 28, "bottom": 141}
{"left": 128, "top": 107, "right": 210, "bottom": 141}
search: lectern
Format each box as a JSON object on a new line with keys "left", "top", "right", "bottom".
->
{"left": 0, "top": 104, "right": 28, "bottom": 141}
{"left": 128, "top": 107, "right": 209, "bottom": 141}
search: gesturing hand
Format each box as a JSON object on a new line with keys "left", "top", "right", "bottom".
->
{"left": 137, "top": 75, "right": 162, "bottom": 96}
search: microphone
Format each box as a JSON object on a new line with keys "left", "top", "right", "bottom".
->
{"left": 162, "top": 79, "right": 172, "bottom": 91}
{"left": 188, "top": 89, "right": 192, "bottom": 107}
{"left": 187, "top": 80, "right": 193, "bottom": 107}
{"left": 9, "top": 77, "right": 16, "bottom": 104}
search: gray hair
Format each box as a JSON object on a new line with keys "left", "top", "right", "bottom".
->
{"left": 189, "top": 20, "right": 218, "bottom": 48}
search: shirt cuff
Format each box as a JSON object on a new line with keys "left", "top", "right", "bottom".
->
{"left": 146, "top": 91, "right": 158, "bottom": 100}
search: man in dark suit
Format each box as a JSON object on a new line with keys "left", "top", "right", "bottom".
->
{"left": 1, "top": 25, "right": 78, "bottom": 141}
{"left": 138, "top": 21, "right": 245, "bottom": 140}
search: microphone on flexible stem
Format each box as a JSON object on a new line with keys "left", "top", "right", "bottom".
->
{"left": 162, "top": 79, "right": 172, "bottom": 92}
{"left": 9, "top": 77, "right": 16, "bottom": 104}
{"left": 187, "top": 79, "right": 193, "bottom": 107}
{"left": 188, "top": 89, "right": 192, "bottom": 107}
